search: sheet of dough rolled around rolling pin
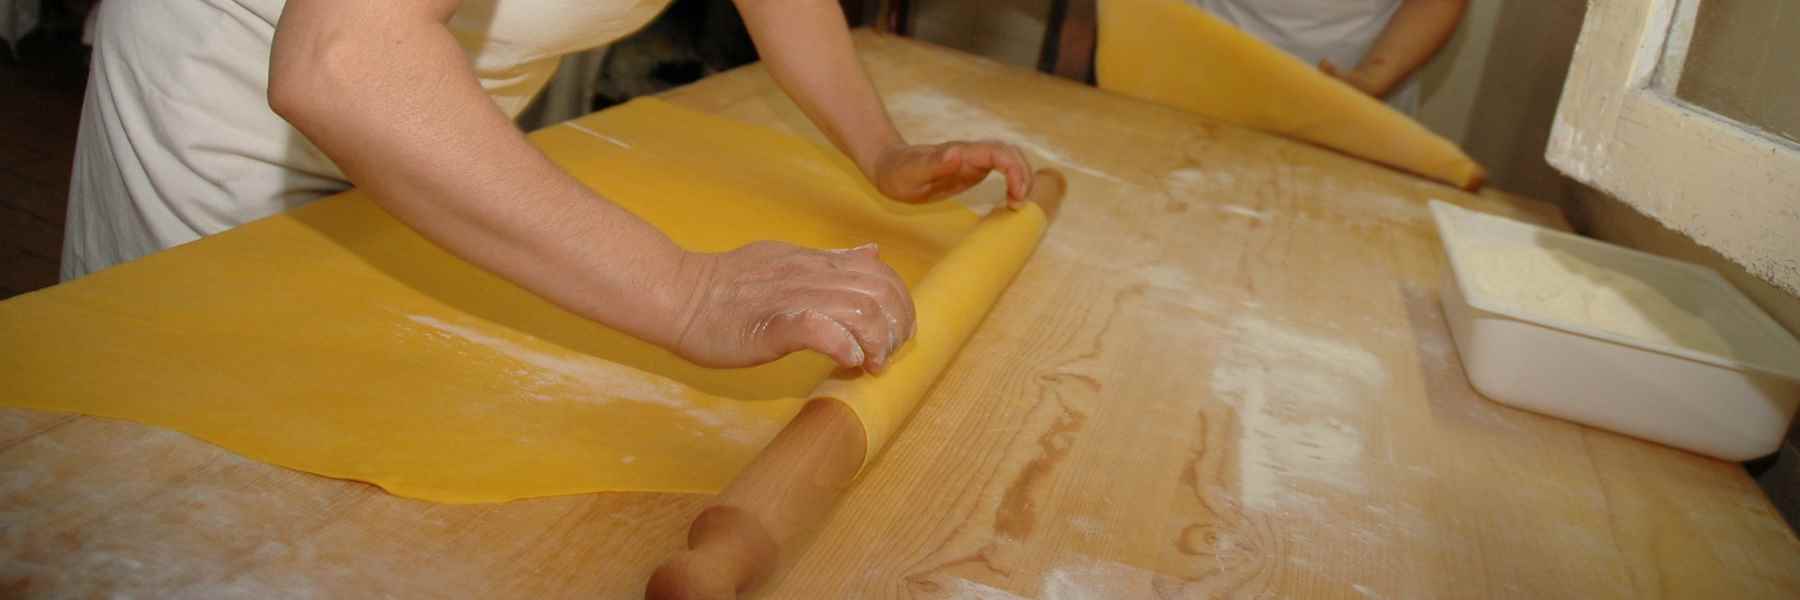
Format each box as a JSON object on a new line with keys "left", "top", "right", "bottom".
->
{"left": 1095, "top": 0, "right": 1485, "bottom": 189}
{"left": 0, "top": 98, "right": 1048, "bottom": 503}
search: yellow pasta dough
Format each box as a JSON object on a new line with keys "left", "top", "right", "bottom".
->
{"left": 1096, "top": 0, "right": 1485, "bottom": 189}
{"left": 0, "top": 99, "right": 1047, "bottom": 503}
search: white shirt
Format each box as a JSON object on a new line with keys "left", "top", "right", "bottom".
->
{"left": 1188, "top": 0, "right": 1420, "bottom": 113}
{"left": 63, "top": 0, "right": 670, "bottom": 279}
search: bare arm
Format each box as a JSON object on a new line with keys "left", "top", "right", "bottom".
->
{"left": 270, "top": 0, "right": 911, "bottom": 371}
{"left": 734, "top": 0, "right": 1036, "bottom": 204}
{"left": 1324, "top": 0, "right": 1468, "bottom": 98}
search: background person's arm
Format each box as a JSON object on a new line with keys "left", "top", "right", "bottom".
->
{"left": 1321, "top": 0, "right": 1469, "bottom": 98}
{"left": 269, "top": 0, "right": 912, "bottom": 372}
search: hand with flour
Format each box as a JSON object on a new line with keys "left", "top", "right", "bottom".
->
{"left": 669, "top": 241, "right": 915, "bottom": 373}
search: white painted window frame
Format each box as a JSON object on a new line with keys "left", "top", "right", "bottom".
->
{"left": 1547, "top": 0, "right": 1800, "bottom": 295}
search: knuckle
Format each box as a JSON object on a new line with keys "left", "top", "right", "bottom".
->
{"left": 861, "top": 279, "right": 907, "bottom": 319}
{"left": 804, "top": 316, "right": 860, "bottom": 355}
{"left": 848, "top": 289, "right": 886, "bottom": 318}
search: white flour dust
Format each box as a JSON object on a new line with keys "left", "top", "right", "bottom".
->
{"left": 1067, "top": 516, "right": 1105, "bottom": 537}
{"left": 1136, "top": 264, "right": 1196, "bottom": 292}
{"left": 1350, "top": 191, "right": 1429, "bottom": 225}
{"left": 1165, "top": 167, "right": 1237, "bottom": 191}
{"left": 1217, "top": 205, "right": 1273, "bottom": 222}
{"left": 938, "top": 557, "right": 1159, "bottom": 600}
{"left": 406, "top": 315, "right": 768, "bottom": 444}
{"left": 1208, "top": 315, "right": 1387, "bottom": 513}
{"left": 885, "top": 91, "right": 1127, "bottom": 184}
{"left": 1165, "top": 165, "right": 1274, "bottom": 223}
{"left": 1041, "top": 557, "right": 1158, "bottom": 600}
{"left": 946, "top": 578, "right": 1032, "bottom": 600}
{"left": 1130, "top": 263, "right": 1226, "bottom": 320}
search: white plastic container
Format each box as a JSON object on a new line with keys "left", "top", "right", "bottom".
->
{"left": 1431, "top": 201, "right": 1800, "bottom": 461}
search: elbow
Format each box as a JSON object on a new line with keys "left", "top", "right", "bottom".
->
{"left": 266, "top": 63, "right": 309, "bottom": 124}
{"left": 267, "top": 29, "right": 362, "bottom": 127}
{"left": 267, "top": 50, "right": 327, "bottom": 126}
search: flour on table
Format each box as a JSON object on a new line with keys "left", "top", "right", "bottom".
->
{"left": 1208, "top": 315, "right": 1387, "bottom": 513}
{"left": 1136, "top": 264, "right": 1195, "bottom": 292}
{"left": 406, "top": 315, "right": 770, "bottom": 444}
{"left": 945, "top": 578, "right": 1032, "bottom": 600}
{"left": 885, "top": 91, "right": 1127, "bottom": 184}
{"left": 1067, "top": 515, "right": 1105, "bottom": 537}
{"left": 1216, "top": 204, "right": 1272, "bottom": 222}
{"left": 1166, "top": 167, "right": 1236, "bottom": 190}
{"left": 1460, "top": 241, "right": 1736, "bottom": 358}
{"left": 1165, "top": 167, "right": 1262, "bottom": 220}
{"left": 1041, "top": 557, "right": 1159, "bottom": 600}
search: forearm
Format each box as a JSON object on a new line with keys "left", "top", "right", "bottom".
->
{"left": 734, "top": 0, "right": 902, "bottom": 176}
{"left": 269, "top": 1, "right": 698, "bottom": 348}
{"left": 1350, "top": 0, "right": 1467, "bottom": 97}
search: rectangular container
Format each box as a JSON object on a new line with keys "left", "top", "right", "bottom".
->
{"left": 1431, "top": 200, "right": 1800, "bottom": 461}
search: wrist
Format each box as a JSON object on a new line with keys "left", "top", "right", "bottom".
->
{"left": 661, "top": 249, "right": 719, "bottom": 354}
{"left": 1346, "top": 66, "right": 1392, "bottom": 97}
{"left": 854, "top": 131, "right": 906, "bottom": 181}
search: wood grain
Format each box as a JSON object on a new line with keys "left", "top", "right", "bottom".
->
{"left": 4, "top": 32, "right": 1796, "bottom": 599}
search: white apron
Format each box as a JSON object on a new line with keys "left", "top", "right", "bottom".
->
{"left": 1189, "top": 0, "right": 1421, "bottom": 113}
{"left": 63, "top": 0, "right": 670, "bottom": 279}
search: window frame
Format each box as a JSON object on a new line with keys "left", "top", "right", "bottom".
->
{"left": 1547, "top": 0, "right": 1800, "bottom": 295}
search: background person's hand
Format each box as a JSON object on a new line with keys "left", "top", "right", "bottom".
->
{"left": 869, "top": 140, "right": 1035, "bottom": 207}
{"left": 1319, "top": 58, "right": 1387, "bottom": 98}
{"left": 670, "top": 241, "right": 915, "bottom": 373}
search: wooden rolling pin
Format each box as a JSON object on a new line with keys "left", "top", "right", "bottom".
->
{"left": 645, "top": 170, "right": 1067, "bottom": 599}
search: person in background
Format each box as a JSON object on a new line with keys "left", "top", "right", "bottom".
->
{"left": 65, "top": 0, "right": 1037, "bottom": 375}
{"left": 1047, "top": 0, "right": 1467, "bottom": 115}
{"left": 1192, "top": 0, "right": 1469, "bottom": 114}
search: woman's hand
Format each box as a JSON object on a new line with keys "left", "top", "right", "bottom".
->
{"left": 869, "top": 141, "right": 1036, "bottom": 206}
{"left": 733, "top": 0, "right": 1036, "bottom": 208}
{"left": 670, "top": 242, "right": 915, "bottom": 374}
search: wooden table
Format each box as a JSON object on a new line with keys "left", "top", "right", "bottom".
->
{"left": 5, "top": 32, "right": 1798, "bottom": 599}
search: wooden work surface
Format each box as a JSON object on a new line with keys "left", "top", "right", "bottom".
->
{"left": 5, "top": 32, "right": 1798, "bottom": 599}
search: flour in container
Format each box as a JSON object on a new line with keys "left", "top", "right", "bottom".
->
{"left": 1460, "top": 242, "right": 1736, "bottom": 358}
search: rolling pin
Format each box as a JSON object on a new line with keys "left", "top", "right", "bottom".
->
{"left": 645, "top": 170, "right": 1067, "bottom": 599}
